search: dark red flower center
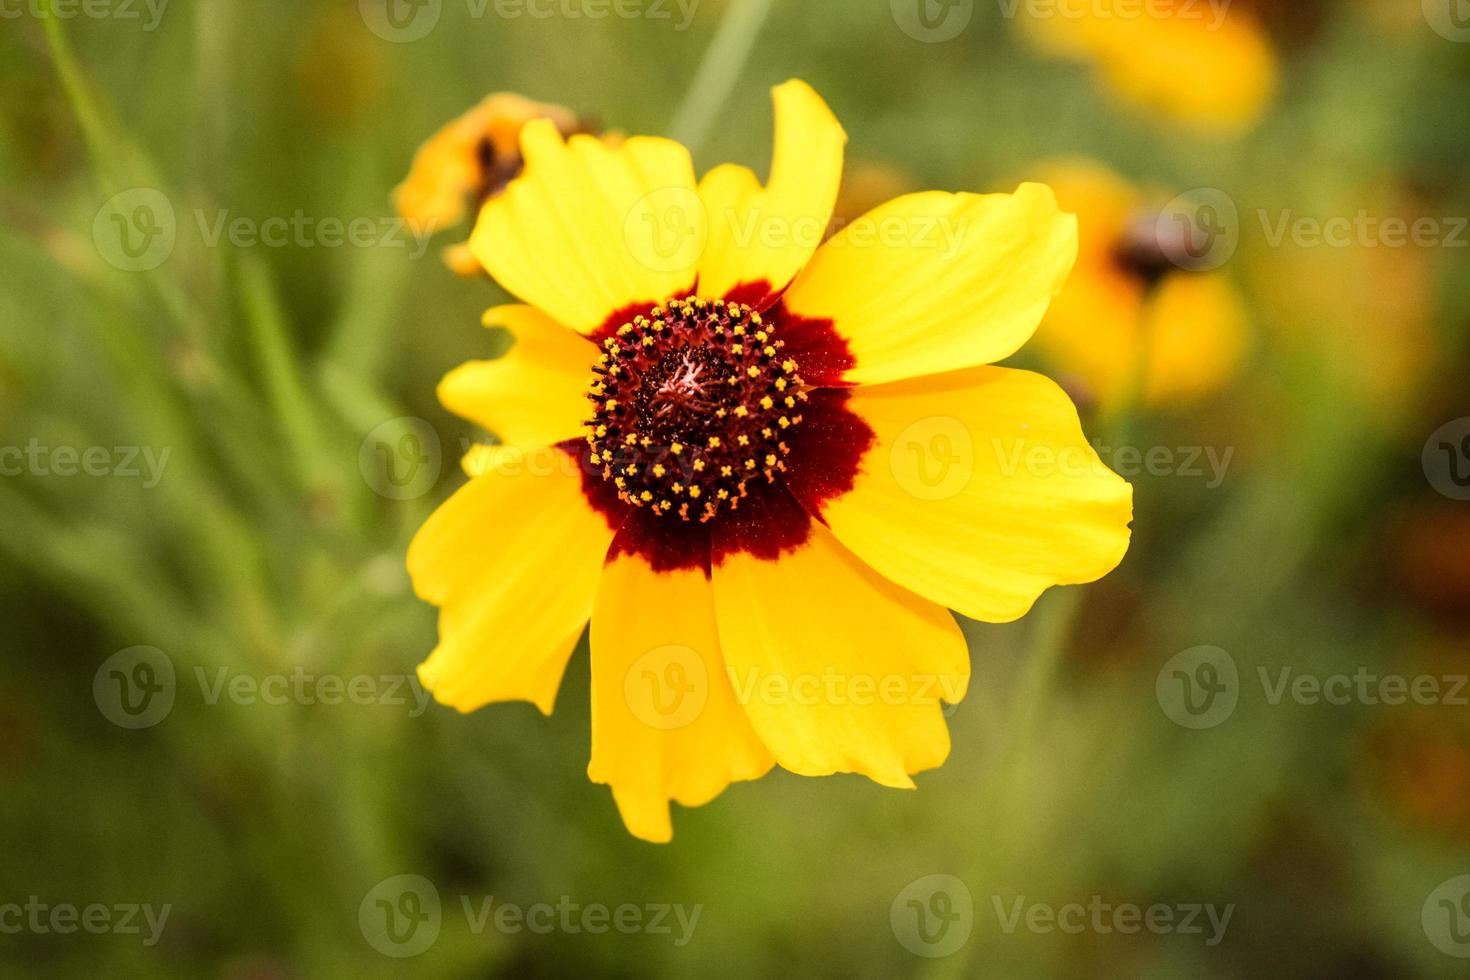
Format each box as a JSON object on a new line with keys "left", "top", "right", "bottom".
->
{"left": 583, "top": 298, "right": 806, "bottom": 522}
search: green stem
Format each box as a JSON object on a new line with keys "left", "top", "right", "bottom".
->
{"left": 667, "top": 0, "right": 777, "bottom": 154}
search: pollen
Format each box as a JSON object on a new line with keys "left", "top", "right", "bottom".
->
{"left": 583, "top": 298, "right": 806, "bottom": 520}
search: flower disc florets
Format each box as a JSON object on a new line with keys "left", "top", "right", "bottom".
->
{"left": 584, "top": 298, "right": 806, "bottom": 522}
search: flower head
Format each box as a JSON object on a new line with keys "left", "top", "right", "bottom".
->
{"left": 1019, "top": 0, "right": 1277, "bottom": 131}
{"left": 409, "top": 81, "right": 1133, "bottom": 842}
{"left": 393, "top": 92, "right": 585, "bottom": 276}
{"left": 1030, "top": 160, "right": 1248, "bottom": 412}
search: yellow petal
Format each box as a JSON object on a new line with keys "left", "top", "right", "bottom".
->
{"left": 798, "top": 367, "right": 1133, "bottom": 623}
{"left": 408, "top": 445, "right": 616, "bottom": 714}
{"left": 437, "top": 305, "right": 593, "bottom": 447}
{"left": 697, "top": 80, "right": 846, "bottom": 306}
{"left": 589, "top": 554, "right": 774, "bottom": 843}
{"left": 781, "top": 184, "right": 1078, "bottom": 385}
{"left": 711, "top": 520, "right": 968, "bottom": 787}
{"left": 471, "top": 121, "right": 705, "bottom": 333}
{"left": 1139, "top": 272, "right": 1249, "bottom": 405}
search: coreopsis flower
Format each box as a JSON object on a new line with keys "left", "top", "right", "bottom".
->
{"left": 393, "top": 92, "right": 584, "bottom": 276}
{"left": 1030, "top": 160, "right": 1247, "bottom": 412}
{"left": 1019, "top": 0, "right": 1277, "bottom": 131}
{"left": 408, "top": 81, "right": 1133, "bottom": 841}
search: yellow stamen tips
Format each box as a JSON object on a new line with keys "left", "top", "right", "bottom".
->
{"left": 582, "top": 297, "right": 804, "bottom": 521}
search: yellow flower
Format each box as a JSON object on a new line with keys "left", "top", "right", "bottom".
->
{"left": 1030, "top": 160, "right": 1248, "bottom": 412}
{"left": 1020, "top": 0, "right": 1277, "bottom": 131}
{"left": 393, "top": 93, "right": 583, "bottom": 277}
{"left": 409, "top": 81, "right": 1133, "bottom": 842}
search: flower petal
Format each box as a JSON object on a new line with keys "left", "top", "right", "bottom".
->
{"left": 697, "top": 80, "right": 846, "bottom": 307}
{"left": 409, "top": 445, "right": 616, "bottom": 713}
{"left": 471, "top": 121, "right": 704, "bottom": 333}
{"left": 789, "top": 366, "right": 1132, "bottom": 623}
{"left": 437, "top": 305, "right": 593, "bottom": 447}
{"left": 711, "top": 514, "right": 968, "bottom": 787}
{"left": 781, "top": 183, "right": 1078, "bottom": 385}
{"left": 589, "top": 551, "right": 774, "bottom": 843}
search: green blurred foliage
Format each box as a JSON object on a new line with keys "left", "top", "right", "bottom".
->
{"left": 1, "top": 0, "right": 1469, "bottom": 976}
